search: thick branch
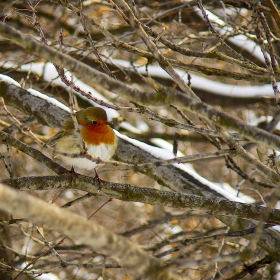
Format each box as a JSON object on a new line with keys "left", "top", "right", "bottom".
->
{"left": 4, "top": 174, "right": 280, "bottom": 225}
{"left": 0, "top": 22, "right": 280, "bottom": 152}
{"left": 1, "top": 21, "right": 280, "bottom": 261}
{"left": 0, "top": 183, "right": 180, "bottom": 280}
{"left": 0, "top": 131, "right": 67, "bottom": 175}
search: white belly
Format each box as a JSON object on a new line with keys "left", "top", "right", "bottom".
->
{"left": 57, "top": 143, "right": 116, "bottom": 171}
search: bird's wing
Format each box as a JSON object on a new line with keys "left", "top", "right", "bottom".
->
{"left": 48, "top": 130, "right": 67, "bottom": 146}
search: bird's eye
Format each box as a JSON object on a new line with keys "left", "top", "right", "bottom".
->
{"left": 92, "top": 121, "right": 98, "bottom": 125}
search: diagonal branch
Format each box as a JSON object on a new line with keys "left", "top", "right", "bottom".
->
{"left": 0, "top": 131, "right": 67, "bottom": 175}
{"left": 0, "top": 91, "right": 280, "bottom": 261}
{"left": 0, "top": 22, "right": 280, "bottom": 153}
{"left": 4, "top": 174, "right": 280, "bottom": 225}
{"left": 0, "top": 183, "right": 181, "bottom": 280}
{"left": 113, "top": 0, "right": 200, "bottom": 100}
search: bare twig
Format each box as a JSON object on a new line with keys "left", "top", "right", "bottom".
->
{"left": 0, "top": 97, "right": 47, "bottom": 148}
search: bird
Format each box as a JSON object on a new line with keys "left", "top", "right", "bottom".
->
{"left": 48, "top": 107, "right": 118, "bottom": 171}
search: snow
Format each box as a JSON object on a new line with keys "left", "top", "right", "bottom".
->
{"left": 3, "top": 62, "right": 119, "bottom": 120}
{"left": 164, "top": 224, "right": 182, "bottom": 234}
{"left": 0, "top": 60, "right": 259, "bottom": 204}
{"left": 27, "top": 88, "right": 70, "bottom": 112}
{"left": 194, "top": 6, "right": 266, "bottom": 63}
{"left": 151, "top": 138, "right": 255, "bottom": 203}
{"left": 2, "top": 57, "right": 277, "bottom": 117}
{"left": 111, "top": 59, "right": 276, "bottom": 98}
{"left": 0, "top": 74, "right": 21, "bottom": 87}
{"left": 1, "top": 62, "right": 153, "bottom": 134}
{"left": 37, "top": 274, "right": 60, "bottom": 280}
{"left": 121, "top": 122, "right": 145, "bottom": 134}
{"left": 249, "top": 115, "right": 280, "bottom": 130}
{"left": 115, "top": 131, "right": 255, "bottom": 203}
{"left": 136, "top": 120, "right": 149, "bottom": 132}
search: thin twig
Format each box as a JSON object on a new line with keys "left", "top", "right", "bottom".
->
{"left": 0, "top": 97, "right": 47, "bottom": 148}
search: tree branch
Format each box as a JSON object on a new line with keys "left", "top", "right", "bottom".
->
{"left": 0, "top": 22, "right": 279, "bottom": 153}
{"left": 4, "top": 174, "right": 280, "bottom": 225}
{"left": 0, "top": 183, "right": 181, "bottom": 280}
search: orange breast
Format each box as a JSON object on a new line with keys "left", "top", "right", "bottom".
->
{"left": 81, "top": 125, "right": 115, "bottom": 146}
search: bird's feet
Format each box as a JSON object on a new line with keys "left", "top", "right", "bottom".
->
{"left": 94, "top": 169, "right": 104, "bottom": 192}
{"left": 68, "top": 166, "right": 79, "bottom": 186}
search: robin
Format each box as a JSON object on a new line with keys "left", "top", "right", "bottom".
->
{"left": 48, "top": 107, "right": 118, "bottom": 171}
